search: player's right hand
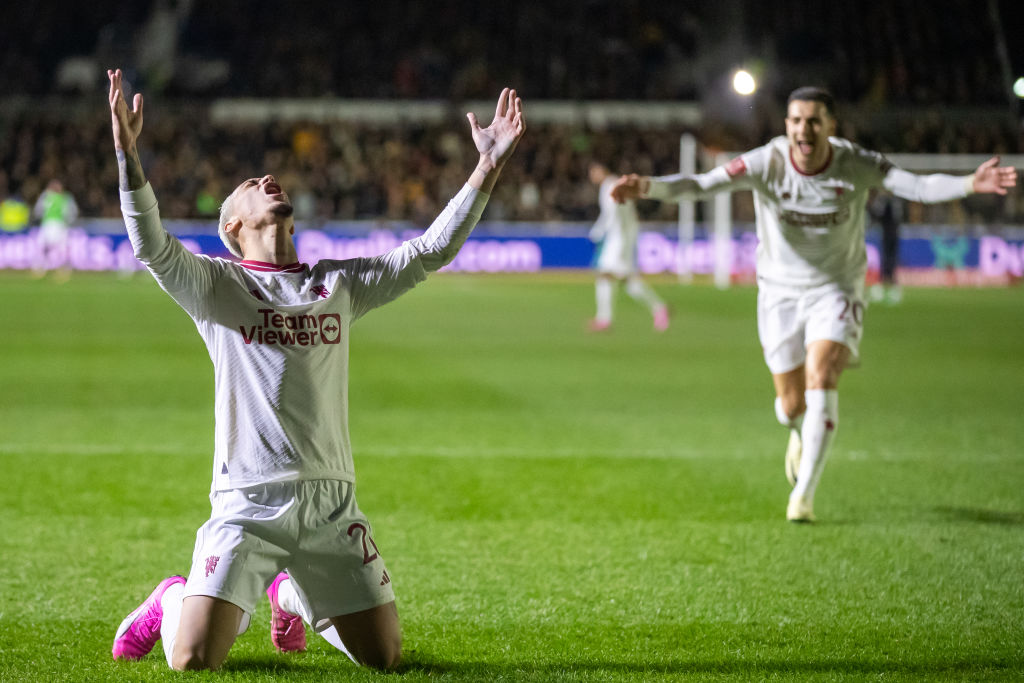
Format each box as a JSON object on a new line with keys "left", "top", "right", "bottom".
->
{"left": 108, "top": 68, "right": 143, "bottom": 152}
{"left": 609, "top": 174, "right": 648, "bottom": 203}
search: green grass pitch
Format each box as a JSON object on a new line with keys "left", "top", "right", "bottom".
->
{"left": 1, "top": 270, "right": 1022, "bottom": 682}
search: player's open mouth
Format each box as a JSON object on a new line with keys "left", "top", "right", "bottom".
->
{"left": 797, "top": 142, "right": 814, "bottom": 156}
{"left": 263, "top": 182, "right": 283, "bottom": 196}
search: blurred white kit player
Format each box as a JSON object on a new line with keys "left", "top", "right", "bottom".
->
{"left": 587, "top": 162, "right": 669, "bottom": 332}
{"left": 612, "top": 87, "right": 1017, "bottom": 522}
{"left": 106, "top": 68, "right": 525, "bottom": 671}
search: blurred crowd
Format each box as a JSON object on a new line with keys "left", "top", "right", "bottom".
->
{"left": 0, "top": 0, "right": 1022, "bottom": 228}
{"left": 1, "top": 103, "right": 1021, "bottom": 228}
{"left": 6, "top": 0, "right": 1021, "bottom": 104}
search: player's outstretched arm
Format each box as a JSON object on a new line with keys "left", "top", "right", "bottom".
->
{"left": 971, "top": 157, "right": 1018, "bottom": 195}
{"left": 466, "top": 87, "right": 525, "bottom": 194}
{"left": 108, "top": 69, "right": 147, "bottom": 192}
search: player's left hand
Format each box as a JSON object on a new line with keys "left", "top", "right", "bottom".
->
{"left": 972, "top": 157, "right": 1017, "bottom": 195}
{"left": 108, "top": 69, "right": 143, "bottom": 153}
{"left": 467, "top": 88, "right": 525, "bottom": 170}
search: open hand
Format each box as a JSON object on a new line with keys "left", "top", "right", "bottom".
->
{"left": 108, "top": 69, "right": 143, "bottom": 152}
{"left": 467, "top": 88, "right": 525, "bottom": 170}
{"left": 610, "top": 174, "right": 649, "bottom": 203}
{"left": 972, "top": 157, "right": 1017, "bottom": 195}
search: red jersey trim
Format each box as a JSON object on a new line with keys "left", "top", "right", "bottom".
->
{"left": 789, "top": 145, "right": 833, "bottom": 176}
{"left": 241, "top": 260, "right": 306, "bottom": 273}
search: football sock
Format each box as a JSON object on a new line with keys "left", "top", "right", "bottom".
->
{"left": 595, "top": 278, "right": 613, "bottom": 322}
{"left": 317, "top": 624, "right": 358, "bottom": 664}
{"left": 159, "top": 583, "right": 185, "bottom": 668}
{"left": 791, "top": 389, "right": 838, "bottom": 504}
{"left": 277, "top": 577, "right": 311, "bottom": 622}
{"left": 278, "top": 577, "right": 356, "bottom": 663}
{"left": 624, "top": 275, "right": 665, "bottom": 313}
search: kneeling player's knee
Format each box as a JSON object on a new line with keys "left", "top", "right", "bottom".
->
{"left": 356, "top": 635, "right": 402, "bottom": 671}
{"left": 171, "top": 650, "right": 212, "bottom": 671}
{"left": 170, "top": 643, "right": 225, "bottom": 672}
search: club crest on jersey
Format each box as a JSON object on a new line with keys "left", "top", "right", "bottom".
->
{"left": 205, "top": 555, "right": 220, "bottom": 577}
{"left": 311, "top": 284, "right": 330, "bottom": 299}
{"left": 239, "top": 309, "right": 342, "bottom": 346}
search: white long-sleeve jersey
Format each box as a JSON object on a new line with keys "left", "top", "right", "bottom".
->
{"left": 120, "top": 182, "right": 489, "bottom": 492}
{"left": 647, "top": 136, "right": 972, "bottom": 291}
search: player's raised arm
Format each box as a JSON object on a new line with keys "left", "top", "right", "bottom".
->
{"left": 466, "top": 87, "right": 525, "bottom": 193}
{"left": 108, "top": 68, "right": 147, "bottom": 191}
{"left": 970, "top": 157, "right": 1018, "bottom": 195}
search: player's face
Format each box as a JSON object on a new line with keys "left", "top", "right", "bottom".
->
{"left": 785, "top": 100, "right": 836, "bottom": 172}
{"left": 231, "top": 175, "right": 294, "bottom": 224}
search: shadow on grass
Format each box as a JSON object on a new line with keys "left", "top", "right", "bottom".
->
{"left": 931, "top": 506, "right": 1024, "bottom": 525}
{"left": 393, "top": 654, "right": 1021, "bottom": 678}
{"left": 824, "top": 506, "right": 1024, "bottom": 527}
{"left": 213, "top": 653, "right": 1021, "bottom": 679}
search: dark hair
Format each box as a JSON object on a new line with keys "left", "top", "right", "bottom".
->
{"left": 787, "top": 87, "right": 836, "bottom": 118}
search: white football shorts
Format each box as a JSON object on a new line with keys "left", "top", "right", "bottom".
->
{"left": 594, "top": 235, "right": 637, "bottom": 277}
{"left": 184, "top": 479, "right": 395, "bottom": 631}
{"left": 757, "top": 281, "right": 865, "bottom": 374}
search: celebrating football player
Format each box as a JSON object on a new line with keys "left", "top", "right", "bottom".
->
{"left": 612, "top": 87, "right": 1016, "bottom": 522}
{"left": 107, "top": 68, "right": 524, "bottom": 671}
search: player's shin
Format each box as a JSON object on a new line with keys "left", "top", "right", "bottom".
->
{"left": 595, "top": 278, "right": 613, "bottom": 323}
{"left": 791, "top": 389, "right": 838, "bottom": 503}
{"left": 159, "top": 582, "right": 185, "bottom": 667}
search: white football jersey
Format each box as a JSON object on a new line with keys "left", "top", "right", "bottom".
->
{"left": 121, "top": 183, "right": 488, "bottom": 492}
{"left": 591, "top": 176, "right": 640, "bottom": 275}
{"left": 647, "top": 136, "right": 970, "bottom": 291}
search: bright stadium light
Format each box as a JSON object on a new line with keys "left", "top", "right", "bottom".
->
{"left": 1014, "top": 77, "right": 1024, "bottom": 99}
{"left": 732, "top": 69, "right": 757, "bottom": 96}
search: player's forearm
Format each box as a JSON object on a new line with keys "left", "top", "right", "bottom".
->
{"left": 120, "top": 183, "right": 170, "bottom": 262}
{"left": 468, "top": 156, "right": 503, "bottom": 194}
{"left": 409, "top": 183, "right": 490, "bottom": 271}
{"left": 116, "top": 146, "right": 147, "bottom": 192}
{"left": 646, "top": 167, "right": 734, "bottom": 202}
{"left": 883, "top": 168, "right": 971, "bottom": 204}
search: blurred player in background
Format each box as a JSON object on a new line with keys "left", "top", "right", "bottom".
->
{"left": 106, "top": 68, "right": 525, "bottom": 671}
{"left": 612, "top": 87, "right": 1016, "bottom": 522}
{"left": 868, "top": 193, "right": 903, "bottom": 304}
{"left": 587, "top": 161, "right": 669, "bottom": 332}
{"left": 32, "top": 179, "right": 78, "bottom": 280}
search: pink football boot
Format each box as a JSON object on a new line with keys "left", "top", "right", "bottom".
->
{"left": 653, "top": 305, "right": 670, "bottom": 332}
{"left": 112, "top": 575, "right": 186, "bottom": 660}
{"left": 267, "top": 572, "right": 307, "bottom": 653}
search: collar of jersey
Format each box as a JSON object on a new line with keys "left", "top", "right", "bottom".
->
{"left": 789, "top": 144, "right": 833, "bottom": 177}
{"left": 240, "top": 260, "right": 306, "bottom": 274}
